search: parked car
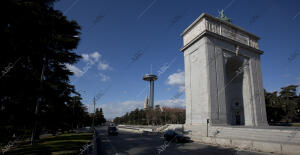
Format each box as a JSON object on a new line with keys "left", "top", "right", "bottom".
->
{"left": 108, "top": 126, "right": 118, "bottom": 136}
{"left": 163, "top": 130, "right": 190, "bottom": 143}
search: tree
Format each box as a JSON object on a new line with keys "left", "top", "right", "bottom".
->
{"left": 95, "top": 108, "right": 106, "bottom": 126}
{"left": 279, "top": 85, "right": 299, "bottom": 123}
{"left": 264, "top": 86, "right": 300, "bottom": 124}
{"left": 265, "top": 90, "right": 284, "bottom": 123}
{"left": 1, "top": 0, "right": 81, "bottom": 143}
{"left": 65, "top": 95, "right": 91, "bottom": 130}
{"left": 99, "top": 108, "right": 106, "bottom": 125}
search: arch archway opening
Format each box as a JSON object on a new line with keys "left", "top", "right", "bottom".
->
{"left": 225, "top": 56, "right": 245, "bottom": 125}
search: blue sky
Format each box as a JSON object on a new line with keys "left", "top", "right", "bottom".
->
{"left": 54, "top": 0, "right": 300, "bottom": 119}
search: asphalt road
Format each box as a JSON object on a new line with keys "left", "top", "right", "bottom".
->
{"left": 96, "top": 126, "right": 272, "bottom": 155}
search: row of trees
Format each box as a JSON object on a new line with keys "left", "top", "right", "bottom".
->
{"left": 114, "top": 85, "right": 300, "bottom": 126}
{"left": 0, "top": 0, "right": 106, "bottom": 144}
{"left": 114, "top": 106, "right": 185, "bottom": 125}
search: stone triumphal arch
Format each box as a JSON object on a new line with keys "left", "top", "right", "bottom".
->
{"left": 181, "top": 13, "right": 268, "bottom": 127}
{"left": 176, "top": 13, "right": 300, "bottom": 155}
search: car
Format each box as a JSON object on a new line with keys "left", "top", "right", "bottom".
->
{"left": 163, "top": 130, "right": 190, "bottom": 143}
{"left": 108, "top": 126, "right": 118, "bottom": 136}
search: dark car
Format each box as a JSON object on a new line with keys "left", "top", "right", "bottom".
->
{"left": 163, "top": 130, "right": 190, "bottom": 143}
{"left": 108, "top": 126, "right": 118, "bottom": 136}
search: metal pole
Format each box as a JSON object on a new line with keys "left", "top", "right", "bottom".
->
{"left": 206, "top": 119, "right": 209, "bottom": 137}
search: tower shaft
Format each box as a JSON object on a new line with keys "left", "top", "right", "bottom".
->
{"left": 149, "top": 80, "right": 154, "bottom": 108}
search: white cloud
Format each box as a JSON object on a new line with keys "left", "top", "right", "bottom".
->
{"left": 167, "top": 71, "right": 185, "bottom": 86}
{"left": 179, "top": 86, "right": 185, "bottom": 92}
{"left": 91, "top": 51, "right": 101, "bottom": 62}
{"left": 79, "top": 51, "right": 112, "bottom": 78}
{"left": 98, "top": 61, "right": 110, "bottom": 70}
{"left": 81, "top": 51, "right": 111, "bottom": 71}
{"left": 81, "top": 51, "right": 102, "bottom": 65}
{"left": 99, "top": 100, "right": 144, "bottom": 119}
{"left": 82, "top": 54, "right": 90, "bottom": 62}
{"left": 156, "top": 99, "right": 185, "bottom": 108}
{"left": 66, "top": 51, "right": 112, "bottom": 79}
{"left": 65, "top": 64, "right": 84, "bottom": 77}
{"left": 99, "top": 73, "right": 110, "bottom": 82}
{"left": 167, "top": 70, "right": 185, "bottom": 92}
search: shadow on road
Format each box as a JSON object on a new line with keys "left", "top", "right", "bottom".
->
{"left": 96, "top": 127, "right": 267, "bottom": 155}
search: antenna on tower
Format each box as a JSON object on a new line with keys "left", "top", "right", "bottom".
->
{"left": 150, "top": 64, "right": 152, "bottom": 74}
